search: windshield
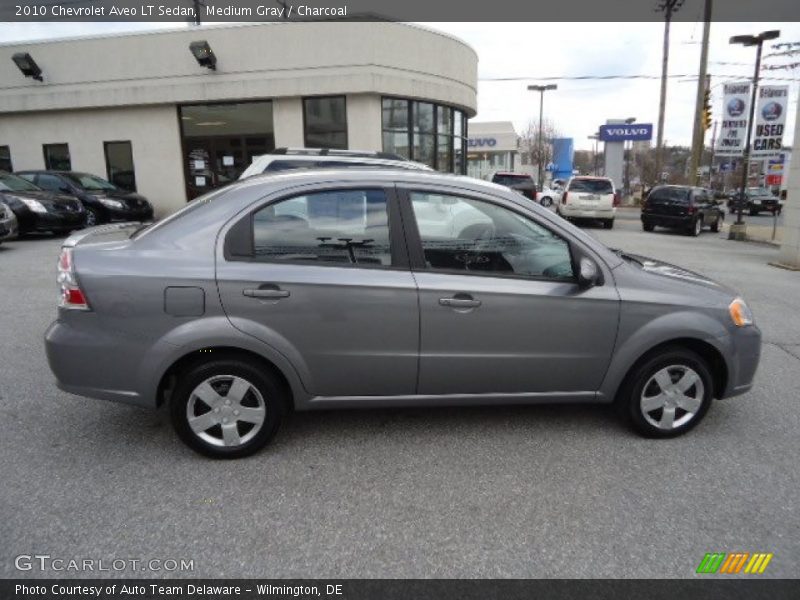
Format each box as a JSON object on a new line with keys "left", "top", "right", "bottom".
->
{"left": 65, "top": 173, "right": 118, "bottom": 191}
{"left": 747, "top": 187, "right": 772, "bottom": 196}
{"left": 493, "top": 174, "right": 533, "bottom": 186}
{"left": 568, "top": 179, "right": 613, "bottom": 194}
{"left": 0, "top": 172, "right": 42, "bottom": 192}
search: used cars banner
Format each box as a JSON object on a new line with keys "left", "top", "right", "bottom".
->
{"left": 715, "top": 82, "right": 751, "bottom": 157}
{"left": 751, "top": 85, "right": 789, "bottom": 158}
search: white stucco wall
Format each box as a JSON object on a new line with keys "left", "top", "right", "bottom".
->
{"left": 0, "top": 105, "right": 185, "bottom": 216}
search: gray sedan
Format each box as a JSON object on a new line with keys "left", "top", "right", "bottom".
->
{"left": 45, "top": 170, "right": 761, "bottom": 458}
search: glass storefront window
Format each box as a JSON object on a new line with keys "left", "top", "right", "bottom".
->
{"left": 179, "top": 100, "right": 275, "bottom": 200}
{"left": 0, "top": 146, "right": 11, "bottom": 172}
{"left": 303, "top": 96, "right": 348, "bottom": 149}
{"left": 381, "top": 97, "right": 467, "bottom": 174}
{"left": 103, "top": 141, "right": 136, "bottom": 191}
{"left": 43, "top": 144, "right": 71, "bottom": 170}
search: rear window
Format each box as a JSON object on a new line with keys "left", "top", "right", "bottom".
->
{"left": 492, "top": 174, "right": 533, "bottom": 186}
{"left": 648, "top": 187, "right": 690, "bottom": 204}
{"left": 568, "top": 179, "right": 613, "bottom": 194}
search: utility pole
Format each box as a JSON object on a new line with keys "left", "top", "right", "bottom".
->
{"left": 689, "top": 0, "right": 713, "bottom": 186}
{"left": 654, "top": 0, "right": 683, "bottom": 186}
{"left": 707, "top": 119, "right": 717, "bottom": 187}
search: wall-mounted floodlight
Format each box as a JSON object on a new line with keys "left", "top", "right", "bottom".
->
{"left": 12, "top": 52, "right": 43, "bottom": 81}
{"left": 189, "top": 41, "right": 216, "bottom": 70}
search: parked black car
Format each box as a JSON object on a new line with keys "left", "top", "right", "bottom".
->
{"left": 727, "top": 187, "right": 781, "bottom": 216}
{"left": 0, "top": 171, "right": 85, "bottom": 235}
{"left": 490, "top": 172, "right": 538, "bottom": 201}
{"left": 16, "top": 170, "right": 153, "bottom": 226}
{"left": 641, "top": 185, "right": 724, "bottom": 237}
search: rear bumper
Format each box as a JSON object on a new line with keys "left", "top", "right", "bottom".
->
{"left": 641, "top": 213, "right": 692, "bottom": 228}
{"left": 559, "top": 205, "right": 616, "bottom": 219}
{"left": 45, "top": 319, "right": 151, "bottom": 408}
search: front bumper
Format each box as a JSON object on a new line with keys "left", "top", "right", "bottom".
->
{"left": 720, "top": 324, "right": 762, "bottom": 398}
{"left": 104, "top": 205, "right": 154, "bottom": 222}
{"left": 30, "top": 211, "right": 85, "bottom": 233}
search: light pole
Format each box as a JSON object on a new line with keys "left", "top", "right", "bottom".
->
{"left": 528, "top": 84, "right": 557, "bottom": 190}
{"left": 624, "top": 117, "right": 636, "bottom": 197}
{"left": 728, "top": 29, "right": 780, "bottom": 240}
{"left": 588, "top": 133, "right": 599, "bottom": 175}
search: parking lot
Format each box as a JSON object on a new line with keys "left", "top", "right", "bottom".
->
{"left": 1, "top": 221, "right": 799, "bottom": 579}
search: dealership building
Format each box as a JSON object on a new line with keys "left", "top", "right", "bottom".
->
{"left": 0, "top": 22, "right": 477, "bottom": 215}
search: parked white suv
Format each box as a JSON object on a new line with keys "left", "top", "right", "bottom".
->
{"left": 557, "top": 176, "right": 618, "bottom": 229}
{"left": 240, "top": 148, "right": 432, "bottom": 179}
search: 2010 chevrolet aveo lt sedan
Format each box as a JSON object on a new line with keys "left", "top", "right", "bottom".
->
{"left": 45, "top": 170, "right": 761, "bottom": 458}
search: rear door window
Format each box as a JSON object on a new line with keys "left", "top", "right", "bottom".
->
{"left": 493, "top": 174, "right": 533, "bottom": 187}
{"left": 252, "top": 188, "right": 394, "bottom": 267}
{"left": 568, "top": 179, "right": 614, "bottom": 194}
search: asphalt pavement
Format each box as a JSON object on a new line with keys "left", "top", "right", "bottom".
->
{"left": 1, "top": 226, "right": 798, "bottom": 579}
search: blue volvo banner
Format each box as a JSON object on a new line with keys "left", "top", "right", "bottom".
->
{"left": 598, "top": 123, "right": 653, "bottom": 142}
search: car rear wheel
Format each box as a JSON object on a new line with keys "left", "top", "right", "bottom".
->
{"left": 618, "top": 347, "right": 713, "bottom": 438}
{"left": 642, "top": 223, "right": 655, "bottom": 232}
{"left": 710, "top": 214, "right": 721, "bottom": 232}
{"left": 749, "top": 209, "right": 758, "bottom": 216}
{"left": 540, "top": 196, "right": 553, "bottom": 208}
{"left": 688, "top": 217, "right": 702, "bottom": 236}
{"left": 170, "top": 358, "right": 285, "bottom": 458}
{"left": 603, "top": 219, "right": 614, "bottom": 229}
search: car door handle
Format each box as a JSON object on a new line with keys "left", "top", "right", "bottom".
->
{"left": 439, "top": 297, "right": 481, "bottom": 308}
{"left": 243, "top": 287, "right": 290, "bottom": 299}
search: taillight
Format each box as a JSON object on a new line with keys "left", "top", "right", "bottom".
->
{"left": 562, "top": 191, "right": 568, "bottom": 204}
{"left": 687, "top": 205, "right": 697, "bottom": 214}
{"left": 613, "top": 192, "right": 621, "bottom": 207}
{"left": 57, "top": 247, "right": 90, "bottom": 310}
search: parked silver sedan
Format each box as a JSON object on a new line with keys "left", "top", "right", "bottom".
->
{"left": 45, "top": 170, "right": 761, "bottom": 458}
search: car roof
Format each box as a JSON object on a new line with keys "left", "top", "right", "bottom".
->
{"left": 246, "top": 152, "right": 432, "bottom": 173}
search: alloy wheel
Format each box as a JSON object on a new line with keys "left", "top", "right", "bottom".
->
{"left": 186, "top": 375, "right": 266, "bottom": 447}
{"left": 639, "top": 365, "right": 704, "bottom": 431}
{"left": 694, "top": 218, "right": 702, "bottom": 236}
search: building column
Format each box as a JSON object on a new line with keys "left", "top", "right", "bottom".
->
{"left": 777, "top": 94, "right": 800, "bottom": 268}
{"left": 272, "top": 98, "right": 304, "bottom": 149}
{"left": 346, "top": 94, "right": 382, "bottom": 151}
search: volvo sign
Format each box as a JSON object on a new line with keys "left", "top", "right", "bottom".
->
{"left": 598, "top": 123, "right": 653, "bottom": 142}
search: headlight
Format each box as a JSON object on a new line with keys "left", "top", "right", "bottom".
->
{"left": 729, "top": 297, "right": 754, "bottom": 327}
{"left": 98, "top": 197, "right": 123, "bottom": 209}
{"left": 20, "top": 198, "right": 47, "bottom": 214}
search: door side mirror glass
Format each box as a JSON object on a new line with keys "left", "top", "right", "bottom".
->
{"left": 577, "top": 256, "right": 601, "bottom": 289}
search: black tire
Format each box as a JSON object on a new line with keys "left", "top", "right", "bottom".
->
{"left": 170, "top": 358, "right": 286, "bottom": 458}
{"left": 642, "top": 223, "right": 655, "bottom": 232}
{"left": 84, "top": 207, "right": 102, "bottom": 227}
{"left": 710, "top": 214, "right": 721, "bottom": 232}
{"left": 749, "top": 209, "right": 758, "bottom": 216}
{"left": 688, "top": 217, "right": 702, "bottom": 236}
{"left": 540, "top": 196, "right": 553, "bottom": 208}
{"left": 616, "top": 347, "right": 713, "bottom": 438}
{"left": 603, "top": 219, "right": 614, "bottom": 229}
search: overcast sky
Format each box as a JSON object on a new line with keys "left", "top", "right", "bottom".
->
{"left": 1, "top": 20, "right": 798, "bottom": 150}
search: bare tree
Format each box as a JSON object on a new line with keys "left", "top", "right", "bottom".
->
{"left": 518, "top": 118, "right": 562, "bottom": 178}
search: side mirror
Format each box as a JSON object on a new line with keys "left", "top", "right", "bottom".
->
{"left": 577, "top": 256, "right": 601, "bottom": 289}
{"left": 59, "top": 186, "right": 71, "bottom": 194}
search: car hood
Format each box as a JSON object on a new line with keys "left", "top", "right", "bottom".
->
{"left": 619, "top": 251, "right": 737, "bottom": 295}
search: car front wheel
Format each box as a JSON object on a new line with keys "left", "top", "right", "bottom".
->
{"left": 170, "top": 358, "right": 286, "bottom": 458}
{"left": 618, "top": 348, "right": 713, "bottom": 438}
{"left": 540, "top": 196, "right": 553, "bottom": 208}
{"left": 84, "top": 207, "right": 102, "bottom": 227}
{"left": 642, "top": 222, "right": 654, "bottom": 232}
{"left": 603, "top": 219, "right": 614, "bottom": 229}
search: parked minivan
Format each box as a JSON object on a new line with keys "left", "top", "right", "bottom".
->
{"left": 45, "top": 170, "right": 761, "bottom": 458}
{"left": 557, "top": 176, "right": 618, "bottom": 228}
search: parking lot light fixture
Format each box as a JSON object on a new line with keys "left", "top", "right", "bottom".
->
{"left": 12, "top": 52, "right": 43, "bottom": 81}
{"left": 189, "top": 40, "right": 217, "bottom": 70}
{"left": 528, "top": 84, "right": 558, "bottom": 190}
{"left": 728, "top": 29, "right": 780, "bottom": 237}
